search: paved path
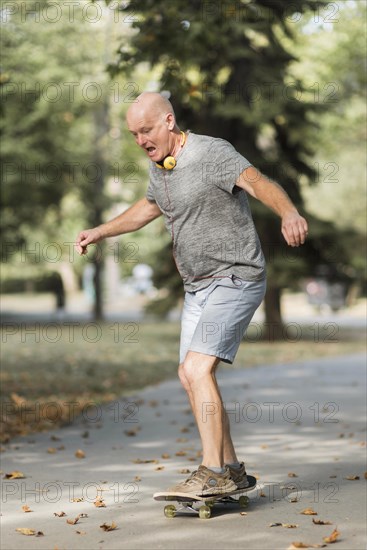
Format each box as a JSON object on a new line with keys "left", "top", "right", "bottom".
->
{"left": 1, "top": 353, "right": 366, "bottom": 549}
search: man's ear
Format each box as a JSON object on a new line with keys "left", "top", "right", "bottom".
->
{"left": 166, "top": 112, "right": 175, "bottom": 130}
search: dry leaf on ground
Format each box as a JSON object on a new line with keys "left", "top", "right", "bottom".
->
{"left": 288, "top": 472, "right": 298, "bottom": 477}
{"left": 269, "top": 523, "right": 298, "bottom": 529}
{"left": 21, "top": 505, "right": 33, "bottom": 513}
{"left": 288, "top": 543, "right": 326, "bottom": 549}
{"left": 15, "top": 528, "right": 44, "bottom": 536}
{"left": 344, "top": 475, "right": 359, "bottom": 480}
{"left": 301, "top": 508, "right": 318, "bottom": 515}
{"left": 94, "top": 497, "right": 106, "bottom": 508}
{"left": 54, "top": 511, "right": 66, "bottom": 517}
{"left": 5, "top": 470, "right": 26, "bottom": 479}
{"left": 66, "top": 515, "right": 80, "bottom": 525}
{"left": 75, "top": 449, "right": 85, "bottom": 459}
{"left": 323, "top": 528, "right": 340, "bottom": 543}
{"left": 132, "top": 458, "right": 158, "bottom": 464}
{"left": 100, "top": 521, "right": 117, "bottom": 531}
{"left": 312, "top": 519, "right": 332, "bottom": 525}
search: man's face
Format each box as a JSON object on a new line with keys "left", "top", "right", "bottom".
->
{"left": 126, "top": 110, "right": 174, "bottom": 162}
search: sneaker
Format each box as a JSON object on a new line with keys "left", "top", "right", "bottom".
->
{"left": 166, "top": 465, "right": 237, "bottom": 497}
{"left": 226, "top": 462, "right": 249, "bottom": 489}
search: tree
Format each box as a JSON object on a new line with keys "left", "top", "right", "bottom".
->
{"left": 105, "top": 0, "right": 357, "bottom": 336}
{"left": 0, "top": 0, "right": 147, "bottom": 318}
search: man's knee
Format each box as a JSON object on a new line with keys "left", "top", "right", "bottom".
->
{"left": 181, "top": 352, "right": 219, "bottom": 385}
{"left": 178, "top": 363, "right": 190, "bottom": 391}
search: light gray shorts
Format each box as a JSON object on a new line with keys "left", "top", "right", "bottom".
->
{"left": 179, "top": 275, "right": 266, "bottom": 365}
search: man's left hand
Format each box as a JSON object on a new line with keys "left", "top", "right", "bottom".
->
{"left": 281, "top": 211, "right": 308, "bottom": 247}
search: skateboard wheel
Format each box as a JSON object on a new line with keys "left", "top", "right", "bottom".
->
{"left": 164, "top": 504, "right": 176, "bottom": 518}
{"left": 239, "top": 495, "right": 249, "bottom": 508}
{"left": 199, "top": 505, "right": 211, "bottom": 519}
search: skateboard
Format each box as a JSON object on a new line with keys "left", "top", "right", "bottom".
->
{"left": 153, "top": 475, "right": 257, "bottom": 519}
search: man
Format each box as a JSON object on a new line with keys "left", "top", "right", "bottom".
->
{"left": 75, "top": 92, "right": 308, "bottom": 497}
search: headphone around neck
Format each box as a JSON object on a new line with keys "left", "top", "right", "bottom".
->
{"left": 155, "top": 131, "right": 186, "bottom": 170}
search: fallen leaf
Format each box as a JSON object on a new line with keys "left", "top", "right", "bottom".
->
{"left": 22, "top": 505, "right": 33, "bottom": 513}
{"left": 50, "top": 435, "right": 61, "bottom": 441}
{"left": 240, "top": 511, "right": 248, "bottom": 516}
{"left": 124, "top": 429, "right": 138, "bottom": 437}
{"left": 133, "top": 476, "right": 141, "bottom": 482}
{"left": 288, "top": 472, "right": 298, "bottom": 478}
{"left": 269, "top": 523, "right": 298, "bottom": 529}
{"left": 364, "top": 471, "right": 367, "bottom": 479}
{"left": 94, "top": 497, "right": 106, "bottom": 508}
{"left": 260, "top": 491, "right": 266, "bottom": 497}
{"left": 132, "top": 458, "right": 158, "bottom": 464}
{"left": 100, "top": 521, "right": 117, "bottom": 531}
{"left": 344, "top": 475, "right": 359, "bottom": 480}
{"left": 11, "top": 393, "right": 26, "bottom": 406}
{"left": 15, "top": 528, "right": 35, "bottom": 536}
{"left": 71, "top": 497, "right": 84, "bottom": 502}
{"left": 290, "top": 497, "right": 299, "bottom": 503}
{"left": 288, "top": 543, "right": 326, "bottom": 549}
{"left": 76, "top": 530, "right": 86, "bottom": 535}
{"left": 47, "top": 447, "right": 57, "bottom": 454}
{"left": 301, "top": 508, "right": 318, "bottom": 515}
{"left": 54, "top": 511, "right": 66, "bottom": 517}
{"left": 323, "top": 528, "right": 340, "bottom": 543}
{"left": 180, "top": 427, "right": 190, "bottom": 433}
{"left": 155, "top": 466, "right": 164, "bottom": 471}
{"left": 75, "top": 449, "right": 85, "bottom": 459}
{"left": 161, "top": 453, "right": 170, "bottom": 459}
{"left": 179, "top": 468, "right": 190, "bottom": 474}
{"left": 67, "top": 515, "right": 80, "bottom": 525}
{"left": 175, "top": 451, "right": 186, "bottom": 456}
{"left": 313, "top": 519, "right": 332, "bottom": 525}
{"left": 5, "top": 470, "right": 26, "bottom": 479}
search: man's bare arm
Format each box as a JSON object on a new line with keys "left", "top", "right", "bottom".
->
{"left": 236, "top": 166, "right": 308, "bottom": 247}
{"left": 75, "top": 197, "right": 162, "bottom": 255}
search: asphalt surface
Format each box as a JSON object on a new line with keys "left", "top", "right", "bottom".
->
{"left": 1, "top": 353, "right": 366, "bottom": 549}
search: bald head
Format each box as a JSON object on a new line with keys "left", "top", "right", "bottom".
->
{"left": 126, "top": 92, "right": 181, "bottom": 163}
{"left": 127, "top": 92, "right": 176, "bottom": 123}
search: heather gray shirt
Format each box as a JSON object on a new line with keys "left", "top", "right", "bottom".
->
{"left": 146, "top": 132, "right": 266, "bottom": 292}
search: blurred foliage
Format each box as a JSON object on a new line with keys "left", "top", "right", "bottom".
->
{"left": 0, "top": 0, "right": 155, "bottom": 314}
{"left": 105, "top": 0, "right": 364, "bottom": 327}
{"left": 1, "top": 0, "right": 365, "bottom": 324}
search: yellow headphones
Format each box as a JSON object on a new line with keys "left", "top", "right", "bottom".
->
{"left": 156, "top": 131, "right": 186, "bottom": 170}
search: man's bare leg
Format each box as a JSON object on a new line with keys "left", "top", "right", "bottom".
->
{"left": 178, "top": 351, "right": 238, "bottom": 467}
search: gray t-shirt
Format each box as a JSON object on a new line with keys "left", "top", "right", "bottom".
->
{"left": 146, "top": 132, "right": 266, "bottom": 292}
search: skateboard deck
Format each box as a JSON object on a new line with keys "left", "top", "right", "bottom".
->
{"left": 154, "top": 474, "right": 257, "bottom": 518}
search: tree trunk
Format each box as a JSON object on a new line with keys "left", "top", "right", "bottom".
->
{"left": 263, "top": 285, "right": 284, "bottom": 341}
{"left": 91, "top": 102, "right": 109, "bottom": 322}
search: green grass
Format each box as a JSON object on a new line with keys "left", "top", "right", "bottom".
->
{"left": 1, "top": 320, "right": 365, "bottom": 441}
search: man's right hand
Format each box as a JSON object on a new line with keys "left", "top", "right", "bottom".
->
{"left": 75, "top": 227, "right": 103, "bottom": 256}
